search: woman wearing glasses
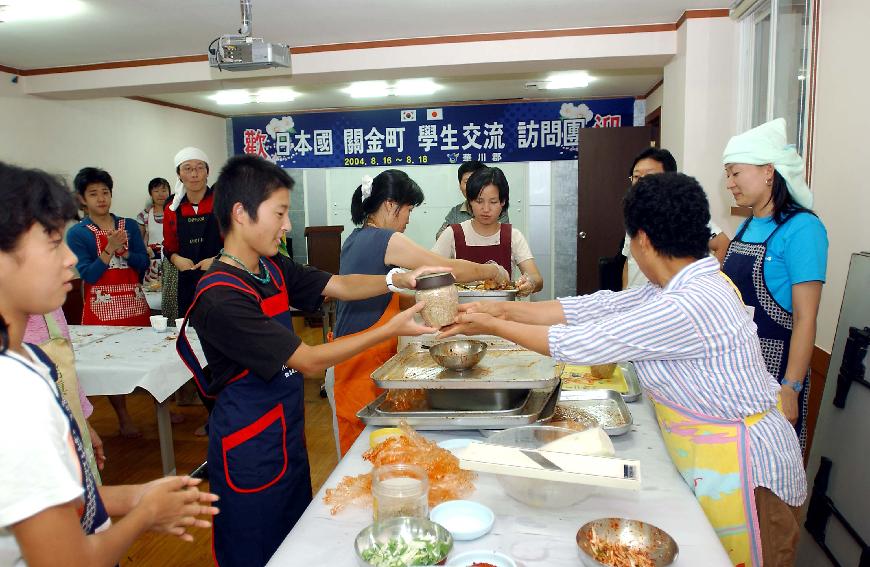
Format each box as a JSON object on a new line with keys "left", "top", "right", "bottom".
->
{"left": 621, "top": 148, "right": 730, "bottom": 289}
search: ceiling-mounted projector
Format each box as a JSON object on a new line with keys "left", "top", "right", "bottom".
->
{"left": 208, "top": 0, "right": 290, "bottom": 71}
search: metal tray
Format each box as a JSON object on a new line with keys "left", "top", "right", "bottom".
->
{"left": 457, "top": 287, "right": 518, "bottom": 303}
{"left": 357, "top": 386, "right": 559, "bottom": 430}
{"left": 426, "top": 388, "right": 530, "bottom": 411}
{"left": 376, "top": 390, "right": 530, "bottom": 415}
{"left": 372, "top": 341, "right": 562, "bottom": 390}
{"left": 556, "top": 389, "right": 633, "bottom": 436}
{"left": 559, "top": 361, "right": 643, "bottom": 403}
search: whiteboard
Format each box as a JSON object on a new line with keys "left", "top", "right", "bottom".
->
{"left": 325, "top": 163, "right": 528, "bottom": 250}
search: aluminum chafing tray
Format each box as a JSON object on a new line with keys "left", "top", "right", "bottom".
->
{"left": 372, "top": 339, "right": 562, "bottom": 390}
{"left": 559, "top": 361, "right": 643, "bottom": 403}
{"left": 556, "top": 389, "right": 633, "bottom": 436}
{"left": 457, "top": 286, "right": 518, "bottom": 303}
{"left": 357, "top": 386, "right": 559, "bottom": 430}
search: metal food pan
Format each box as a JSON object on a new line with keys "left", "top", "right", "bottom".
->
{"left": 559, "top": 361, "right": 643, "bottom": 403}
{"left": 426, "top": 388, "right": 530, "bottom": 411}
{"left": 556, "top": 389, "right": 633, "bottom": 436}
{"left": 457, "top": 288, "right": 518, "bottom": 303}
{"left": 357, "top": 387, "right": 559, "bottom": 430}
{"left": 372, "top": 342, "right": 561, "bottom": 390}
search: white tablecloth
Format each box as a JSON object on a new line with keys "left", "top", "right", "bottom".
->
{"left": 267, "top": 396, "right": 732, "bottom": 566}
{"left": 69, "top": 325, "right": 202, "bottom": 402}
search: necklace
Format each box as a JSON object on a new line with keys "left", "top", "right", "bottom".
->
{"left": 219, "top": 248, "right": 271, "bottom": 284}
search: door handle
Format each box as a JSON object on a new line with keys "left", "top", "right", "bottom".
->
{"left": 578, "top": 231, "right": 587, "bottom": 239}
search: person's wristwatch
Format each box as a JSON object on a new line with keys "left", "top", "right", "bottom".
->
{"left": 780, "top": 378, "right": 804, "bottom": 393}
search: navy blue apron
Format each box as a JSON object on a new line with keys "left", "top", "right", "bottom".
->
{"left": 177, "top": 258, "right": 311, "bottom": 567}
{"left": 14, "top": 345, "right": 111, "bottom": 537}
{"left": 722, "top": 212, "right": 810, "bottom": 449}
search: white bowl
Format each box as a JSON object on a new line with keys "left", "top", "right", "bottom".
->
{"left": 429, "top": 500, "right": 494, "bottom": 541}
{"left": 447, "top": 550, "right": 517, "bottom": 567}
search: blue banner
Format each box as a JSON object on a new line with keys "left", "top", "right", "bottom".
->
{"left": 231, "top": 97, "right": 635, "bottom": 168}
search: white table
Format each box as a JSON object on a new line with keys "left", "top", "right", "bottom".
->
{"left": 69, "top": 325, "right": 204, "bottom": 476}
{"left": 267, "top": 396, "right": 732, "bottom": 566}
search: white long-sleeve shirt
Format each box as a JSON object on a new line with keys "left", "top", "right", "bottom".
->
{"left": 548, "top": 256, "right": 806, "bottom": 505}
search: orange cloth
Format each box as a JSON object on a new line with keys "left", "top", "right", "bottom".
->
{"left": 333, "top": 293, "right": 401, "bottom": 456}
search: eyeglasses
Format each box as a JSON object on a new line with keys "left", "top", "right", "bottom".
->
{"left": 181, "top": 165, "right": 207, "bottom": 174}
{"left": 629, "top": 175, "right": 642, "bottom": 184}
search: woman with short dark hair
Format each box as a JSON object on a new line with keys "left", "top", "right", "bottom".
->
{"left": 432, "top": 166, "right": 543, "bottom": 296}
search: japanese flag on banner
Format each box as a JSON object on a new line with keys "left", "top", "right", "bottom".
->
{"left": 400, "top": 109, "right": 417, "bottom": 122}
{"left": 427, "top": 108, "right": 443, "bottom": 121}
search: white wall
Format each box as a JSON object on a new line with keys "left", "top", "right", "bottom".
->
{"left": 662, "top": 17, "right": 740, "bottom": 237}
{"left": 0, "top": 71, "right": 228, "bottom": 219}
{"left": 645, "top": 82, "right": 663, "bottom": 116}
{"left": 808, "top": 0, "right": 870, "bottom": 351}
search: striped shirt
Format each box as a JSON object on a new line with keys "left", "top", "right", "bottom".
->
{"left": 548, "top": 256, "right": 806, "bottom": 506}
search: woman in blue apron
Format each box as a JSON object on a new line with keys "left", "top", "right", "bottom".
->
{"left": 178, "top": 155, "right": 439, "bottom": 566}
{"left": 721, "top": 118, "right": 828, "bottom": 449}
{"left": 0, "top": 161, "right": 217, "bottom": 566}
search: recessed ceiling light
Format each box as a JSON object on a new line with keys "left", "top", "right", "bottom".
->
{"left": 543, "top": 71, "right": 594, "bottom": 89}
{"left": 210, "top": 90, "right": 253, "bottom": 105}
{"left": 255, "top": 88, "right": 298, "bottom": 103}
{"left": 342, "top": 81, "right": 391, "bottom": 99}
{"left": 0, "top": 0, "right": 85, "bottom": 22}
{"left": 394, "top": 79, "right": 442, "bottom": 96}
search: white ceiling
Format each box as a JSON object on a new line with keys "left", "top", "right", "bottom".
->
{"left": 151, "top": 69, "right": 664, "bottom": 116}
{"left": 0, "top": 1, "right": 724, "bottom": 114}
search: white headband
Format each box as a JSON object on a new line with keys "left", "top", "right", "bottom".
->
{"left": 169, "top": 146, "right": 210, "bottom": 211}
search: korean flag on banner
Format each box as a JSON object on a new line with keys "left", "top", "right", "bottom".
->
{"left": 426, "top": 108, "right": 444, "bottom": 121}
{"left": 400, "top": 109, "right": 417, "bottom": 122}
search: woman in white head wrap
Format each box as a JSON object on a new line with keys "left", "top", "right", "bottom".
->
{"left": 721, "top": 118, "right": 828, "bottom": 453}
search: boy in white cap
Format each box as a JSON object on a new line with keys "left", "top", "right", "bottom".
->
{"left": 163, "top": 147, "right": 222, "bottom": 318}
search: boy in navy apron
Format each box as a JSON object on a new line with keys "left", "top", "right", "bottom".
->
{"left": 177, "top": 155, "right": 443, "bottom": 566}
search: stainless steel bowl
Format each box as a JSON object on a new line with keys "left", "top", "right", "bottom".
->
{"left": 428, "top": 339, "right": 487, "bottom": 371}
{"left": 576, "top": 518, "right": 679, "bottom": 567}
{"left": 355, "top": 516, "right": 453, "bottom": 567}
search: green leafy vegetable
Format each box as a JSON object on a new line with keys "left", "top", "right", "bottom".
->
{"left": 360, "top": 533, "right": 449, "bottom": 567}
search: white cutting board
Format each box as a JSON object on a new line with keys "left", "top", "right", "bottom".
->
{"left": 458, "top": 441, "right": 641, "bottom": 490}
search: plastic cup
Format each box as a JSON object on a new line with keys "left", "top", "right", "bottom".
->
{"left": 175, "top": 317, "right": 185, "bottom": 329}
{"left": 150, "top": 315, "right": 168, "bottom": 333}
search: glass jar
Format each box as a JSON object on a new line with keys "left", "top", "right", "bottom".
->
{"left": 371, "top": 463, "right": 429, "bottom": 521}
{"left": 414, "top": 272, "right": 458, "bottom": 328}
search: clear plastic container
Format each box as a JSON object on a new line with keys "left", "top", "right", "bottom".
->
{"left": 371, "top": 463, "right": 429, "bottom": 521}
{"left": 414, "top": 272, "right": 458, "bottom": 328}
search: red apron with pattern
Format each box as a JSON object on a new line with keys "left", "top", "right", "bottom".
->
{"left": 82, "top": 219, "right": 151, "bottom": 326}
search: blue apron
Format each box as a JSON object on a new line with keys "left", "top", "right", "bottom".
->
{"left": 722, "top": 212, "right": 810, "bottom": 449}
{"left": 177, "top": 258, "right": 311, "bottom": 567}
{"left": 17, "top": 345, "right": 111, "bottom": 537}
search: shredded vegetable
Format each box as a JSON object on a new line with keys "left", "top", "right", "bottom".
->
{"left": 360, "top": 534, "right": 450, "bottom": 567}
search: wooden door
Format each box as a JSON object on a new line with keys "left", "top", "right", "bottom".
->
{"left": 576, "top": 127, "right": 652, "bottom": 295}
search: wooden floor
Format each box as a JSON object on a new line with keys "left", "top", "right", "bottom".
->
{"left": 89, "top": 322, "right": 337, "bottom": 566}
